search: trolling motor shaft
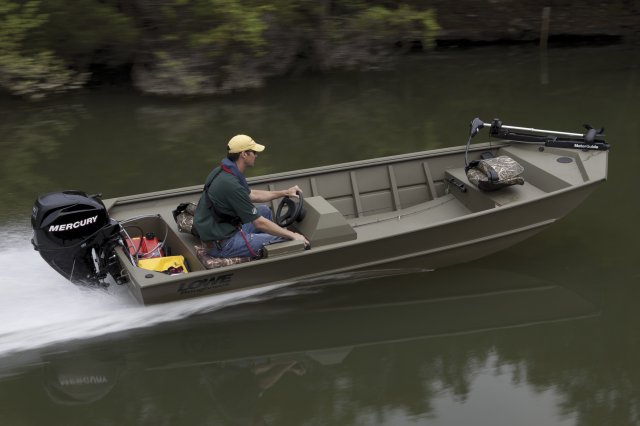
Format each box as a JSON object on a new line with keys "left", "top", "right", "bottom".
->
{"left": 469, "top": 118, "right": 609, "bottom": 151}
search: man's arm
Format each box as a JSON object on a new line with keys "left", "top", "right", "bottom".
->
{"left": 252, "top": 216, "right": 309, "bottom": 247}
{"left": 250, "top": 185, "right": 301, "bottom": 203}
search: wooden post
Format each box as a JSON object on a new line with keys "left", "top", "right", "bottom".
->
{"left": 540, "top": 7, "right": 551, "bottom": 85}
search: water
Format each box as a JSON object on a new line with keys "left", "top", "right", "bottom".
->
{"left": 0, "top": 231, "right": 295, "bottom": 358}
{"left": 0, "top": 45, "right": 639, "bottom": 425}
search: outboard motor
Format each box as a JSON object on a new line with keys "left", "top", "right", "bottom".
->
{"left": 31, "top": 191, "right": 122, "bottom": 285}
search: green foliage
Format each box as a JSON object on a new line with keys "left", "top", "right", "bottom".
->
{"left": 190, "top": 1, "right": 271, "bottom": 55}
{"left": 0, "top": 0, "right": 79, "bottom": 98}
{"left": 0, "top": 0, "right": 46, "bottom": 53}
{"left": 38, "top": 0, "right": 139, "bottom": 67}
{"left": 0, "top": 0, "right": 442, "bottom": 98}
{"left": 159, "top": 0, "right": 275, "bottom": 57}
{"left": 341, "top": 4, "right": 441, "bottom": 48}
{"left": 0, "top": 0, "right": 137, "bottom": 98}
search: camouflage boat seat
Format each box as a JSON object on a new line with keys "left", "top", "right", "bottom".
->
{"left": 194, "top": 244, "right": 253, "bottom": 269}
{"left": 174, "top": 204, "right": 255, "bottom": 269}
{"left": 465, "top": 152, "right": 525, "bottom": 191}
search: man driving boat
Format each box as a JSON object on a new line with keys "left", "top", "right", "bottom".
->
{"left": 194, "top": 134, "right": 309, "bottom": 258}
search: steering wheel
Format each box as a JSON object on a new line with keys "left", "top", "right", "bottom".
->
{"left": 275, "top": 191, "right": 305, "bottom": 227}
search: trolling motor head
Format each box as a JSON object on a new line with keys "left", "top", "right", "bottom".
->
{"left": 469, "top": 118, "right": 485, "bottom": 138}
{"left": 31, "top": 191, "right": 122, "bottom": 285}
{"left": 469, "top": 118, "right": 504, "bottom": 138}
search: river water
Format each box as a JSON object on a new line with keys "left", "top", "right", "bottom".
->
{"left": 0, "top": 45, "right": 638, "bottom": 425}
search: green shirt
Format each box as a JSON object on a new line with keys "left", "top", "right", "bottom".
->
{"left": 193, "top": 167, "right": 260, "bottom": 242}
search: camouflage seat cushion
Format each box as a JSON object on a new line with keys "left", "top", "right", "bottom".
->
{"left": 194, "top": 244, "right": 253, "bottom": 269}
{"left": 466, "top": 156, "right": 524, "bottom": 191}
{"left": 175, "top": 202, "right": 197, "bottom": 234}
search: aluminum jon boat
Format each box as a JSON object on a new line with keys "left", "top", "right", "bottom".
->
{"left": 31, "top": 118, "right": 609, "bottom": 305}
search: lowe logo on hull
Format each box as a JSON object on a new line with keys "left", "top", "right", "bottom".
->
{"left": 49, "top": 215, "right": 98, "bottom": 232}
{"left": 178, "top": 273, "right": 233, "bottom": 295}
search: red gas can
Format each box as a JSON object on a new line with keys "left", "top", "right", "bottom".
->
{"left": 126, "top": 237, "right": 144, "bottom": 256}
{"left": 142, "top": 233, "right": 164, "bottom": 258}
{"left": 126, "top": 233, "right": 164, "bottom": 258}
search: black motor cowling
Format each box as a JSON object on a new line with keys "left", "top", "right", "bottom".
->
{"left": 31, "top": 191, "right": 122, "bottom": 285}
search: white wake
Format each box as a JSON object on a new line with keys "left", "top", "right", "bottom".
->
{"left": 0, "top": 226, "right": 286, "bottom": 358}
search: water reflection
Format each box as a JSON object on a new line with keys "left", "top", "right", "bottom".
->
{"left": 0, "top": 268, "right": 603, "bottom": 425}
{"left": 0, "top": 100, "right": 87, "bottom": 220}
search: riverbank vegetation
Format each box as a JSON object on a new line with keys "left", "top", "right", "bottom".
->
{"left": 0, "top": 0, "right": 637, "bottom": 99}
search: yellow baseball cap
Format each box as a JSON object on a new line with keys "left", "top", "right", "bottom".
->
{"left": 227, "top": 135, "right": 265, "bottom": 154}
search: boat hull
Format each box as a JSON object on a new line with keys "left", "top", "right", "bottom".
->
{"left": 104, "top": 142, "right": 607, "bottom": 305}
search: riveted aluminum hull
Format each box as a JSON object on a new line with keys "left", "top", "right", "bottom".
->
{"left": 104, "top": 141, "right": 608, "bottom": 305}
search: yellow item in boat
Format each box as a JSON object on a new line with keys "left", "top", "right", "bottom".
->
{"left": 138, "top": 255, "right": 188, "bottom": 274}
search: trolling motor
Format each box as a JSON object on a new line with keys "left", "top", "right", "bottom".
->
{"left": 464, "top": 117, "right": 608, "bottom": 191}
{"left": 469, "top": 118, "right": 609, "bottom": 151}
{"left": 31, "top": 191, "right": 123, "bottom": 286}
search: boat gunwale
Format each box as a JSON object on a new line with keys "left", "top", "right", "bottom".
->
{"left": 104, "top": 141, "right": 512, "bottom": 207}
